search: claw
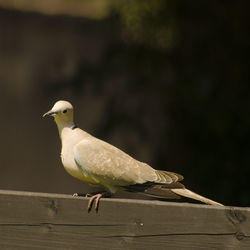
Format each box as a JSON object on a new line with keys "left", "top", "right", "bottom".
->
{"left": 87, "top": 191, "right": 111, "bottom": 212}
{"left": 72, "top": 193, "right": 85, "bottom": 197}
{"left": 88, "top": 193, "right": 103, "bottom": 213}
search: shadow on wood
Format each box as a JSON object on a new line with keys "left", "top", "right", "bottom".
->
{"left": 0, "top": 190, "right": 249, "bottom": 249}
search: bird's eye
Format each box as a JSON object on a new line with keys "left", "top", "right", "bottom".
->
{"left": 63, "top": 109, "right": 67, "bottom": 114}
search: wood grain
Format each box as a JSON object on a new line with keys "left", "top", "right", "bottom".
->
{"left": 0, "top": 190, "right": 249, "bottom": 250}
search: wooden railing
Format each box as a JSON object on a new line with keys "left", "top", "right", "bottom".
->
{"left": 0, "top": 190, "right": 249, "bottom": 249}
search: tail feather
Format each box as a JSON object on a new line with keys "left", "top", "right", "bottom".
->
{"left": 125, "top": 182, "right": 223, "bottom": 206}
{"left": 172, "top": 188, "right": 223, "bottom": 206}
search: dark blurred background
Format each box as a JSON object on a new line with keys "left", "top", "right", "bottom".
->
{"left": 0, "top": 0, "right": 249, "bottom": 207}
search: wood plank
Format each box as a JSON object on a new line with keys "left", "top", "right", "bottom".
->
{"left": 0, "top": 190, "right": 249, "bottom": 250}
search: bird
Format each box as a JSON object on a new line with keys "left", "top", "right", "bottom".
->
{"left": 43, "top": 100, "right": 223, "bottom": 211}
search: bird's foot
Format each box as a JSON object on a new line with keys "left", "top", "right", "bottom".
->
{"left": 87, "top": 191, "right": 111, "bottom": 213}
{"left": 72, "top": 193, "right": 85, "bottom": 197}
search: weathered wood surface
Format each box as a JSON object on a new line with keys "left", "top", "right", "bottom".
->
{"left": 0, "top": 190, "right": 249, "bottom": 250}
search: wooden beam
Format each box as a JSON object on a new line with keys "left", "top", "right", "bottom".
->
{"left": 0, "top": 189, "right": 249, "bottom": 249}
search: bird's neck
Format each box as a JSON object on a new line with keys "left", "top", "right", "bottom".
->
{"left": 54, "top": 119, "right": 75, "bottom": 139}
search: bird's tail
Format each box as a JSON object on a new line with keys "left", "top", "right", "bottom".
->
{"left": 172, "top": 188, "right": 223, "bottom": 206}
{"left": 124, "top": 183, "right": 223, "bottom": 206}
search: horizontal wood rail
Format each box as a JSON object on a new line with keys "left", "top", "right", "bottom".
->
{"left": 0, "top": 190, "right": 249, "bottom": 249}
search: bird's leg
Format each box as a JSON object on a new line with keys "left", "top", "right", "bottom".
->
{"left": 87, "top": 191, "right": 111, "bottom": 213}
{"left": 88, "top": 193, "right": 102, "bottom": 212}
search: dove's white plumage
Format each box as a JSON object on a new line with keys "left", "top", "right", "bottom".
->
{"left": 43, "top": 100, "right": 223, "bottom": 207}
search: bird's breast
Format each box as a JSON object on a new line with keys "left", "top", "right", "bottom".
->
{"left": 61, "top": 149, "right": 82, "bottom": 179}
{"left": 61, "top": 147, "right": 103, "bottom": 185}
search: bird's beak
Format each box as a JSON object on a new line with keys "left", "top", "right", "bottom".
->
{"left": 43, "top": 110, "right": 57, "bottom": 117}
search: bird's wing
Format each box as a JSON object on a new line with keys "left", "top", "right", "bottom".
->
{"left": 73, "top": 136, "right": 184, "bottom": 192}
{"left": 73, "top": 138, "right": 158, "bottom": 188}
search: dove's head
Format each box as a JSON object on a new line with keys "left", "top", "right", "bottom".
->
{"left": 43, "top": 100, "right": 74, "bottom": 127}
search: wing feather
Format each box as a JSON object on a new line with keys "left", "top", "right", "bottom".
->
{"left": 73, "top": 138, "right": 157, "bottom": 188}
{"left": 73, "top": 137, "right": 183, "bottom": 191}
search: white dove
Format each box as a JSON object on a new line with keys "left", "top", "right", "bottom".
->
{"left": 43, "top": 100, "right": 223, "bottom": 211}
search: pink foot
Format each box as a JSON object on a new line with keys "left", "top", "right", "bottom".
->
{"left": 88, "top": 193, "right": 102, "bottom": 212}
{"left": 87, "top": 192, "right": 111, "bottom": 212}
